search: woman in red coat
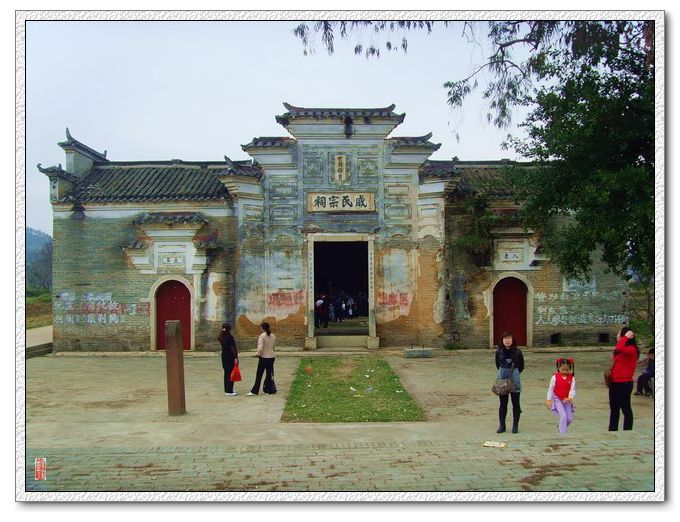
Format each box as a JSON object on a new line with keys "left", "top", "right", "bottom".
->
{"left": 609, "top": 327, "right": 640, "bottom": 431}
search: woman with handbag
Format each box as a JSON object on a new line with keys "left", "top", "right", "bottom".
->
{"left": 219, "top": 323, "right": 239, "bottom": 396}
{"left": 247, "top": 322, "right": 276, "bottom": 396}
{"left": 494, "top": 331, "right": 525, "bottom": 433}
{"left": 608, "top": 327, "right": 639, "bottom": 430}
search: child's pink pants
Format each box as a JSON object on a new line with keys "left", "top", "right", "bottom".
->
{"left": 551, "top": 397, "right": 574, "bottom": 434}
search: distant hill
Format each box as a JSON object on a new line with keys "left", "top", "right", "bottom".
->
{"left": 26, "top": 228, "right": 52, "bottom": 291}
{"left": 26, "top": 227, "right": 51, "bottom": 259}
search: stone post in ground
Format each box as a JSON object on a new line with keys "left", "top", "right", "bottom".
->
{"left": 165, "top": 320, "right": 186, "bottom": 415}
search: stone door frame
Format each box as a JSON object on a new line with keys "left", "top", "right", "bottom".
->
{"left": 304, "top": 232, "right": 378, "bottom": 349}
{"left": 487, "top": 271, "right": 534, "bottom": 348}
{"left": 148, "top": 275, "right": 195, "bottom": 351}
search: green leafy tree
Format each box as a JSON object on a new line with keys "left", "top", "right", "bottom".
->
{"left": 293, "top": 20, "right": 655, "bottom": 283}
{"left": 30, "top": 240, "right": 53, "bottom": 290}
{"left": 293, "top": 21, "right": 654, "bottom": 128}
{"left": 503, "top": 44, "right": 654, "bottom": 283}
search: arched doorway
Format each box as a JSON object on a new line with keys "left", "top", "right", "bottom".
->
{"left": 493, "top": 277, "right": 528, "bottom": 346}
{"left": 155, "top": 280, "right": 191, "bottom": 350}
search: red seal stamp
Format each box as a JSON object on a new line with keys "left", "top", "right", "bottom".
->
{"left": 34, "top": 458, "right": 46, "bottom": 481}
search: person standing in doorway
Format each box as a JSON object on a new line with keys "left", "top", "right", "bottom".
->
{"left": 248, "top": 322, "right": 276, "bottom": 396}
{"left": 609, "top": 327, "right": 639, "bottom": 430}
{"left": 495, "top": 331, "right": 525, "bottom": 433}
{"left": 218, "top": 323, "right": 239, "bottom": 396}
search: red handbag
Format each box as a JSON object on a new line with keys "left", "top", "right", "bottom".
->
{"left": 230, "top": 363, "right": 242, "bottom": 382}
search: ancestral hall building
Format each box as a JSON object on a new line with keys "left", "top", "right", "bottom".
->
{"left": 39, "top": 103, "right": 629, "bottom": 352}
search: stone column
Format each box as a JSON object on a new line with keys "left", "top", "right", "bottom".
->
{"left": 304, "top": 235, "right": 317, "bottom": 349}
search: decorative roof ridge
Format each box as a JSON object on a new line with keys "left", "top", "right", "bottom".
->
{"left": 218, "top": 155, "right": 263, "bottom": 180}
{"left": 387, "top": 133, "right": 441, "bottom": 150}
{"left": 132, "top": 212, "right": 208, "bottom": 226}
{"left": 283, "top": 102, "right": 397, "bottom": 113}
{"left": 37, "top": 163, "right": 79, "bottom": 183}
{"left": 421, "top": 158, "right": 459, "bottom": 166}
{"left": 58, "top": 128, "right": 108, "bottom": 162}
{"left": 387, "top": 132, "right": 433, "bottom": 141}
{"left": 276, "top": 102, "right": 406, "bottom": 125}
{"left": 93, "top": 159, "right": 259, "bottom": 168}
{"left": 454, "top": 159, "right": 534, "bottom": 166}
{"left": 241, "top": 136, "right": 295, "bottom": 150}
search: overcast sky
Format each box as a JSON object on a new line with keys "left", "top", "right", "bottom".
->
{"left": 25, "top": 19, "right": 535, "bottom": 236}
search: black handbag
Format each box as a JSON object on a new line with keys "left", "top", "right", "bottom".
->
{"left": 263, "top": 377, "right": 277, "bottom": 394}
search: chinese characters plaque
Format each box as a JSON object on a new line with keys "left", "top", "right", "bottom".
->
{"left": 307, "top": 192, "right": 376, "bottom": 212}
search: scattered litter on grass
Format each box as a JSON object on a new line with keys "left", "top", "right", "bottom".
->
{"left": 364, "top": 375, "right": 370, "bottom": 378}
{"left": 395, "top": 390, "right": 403, "bottom": 393}
{"left": 366, "top": 387, "right": 374, "bottom": 392}
{"left": 349, "top": 386, "right": 356, "bottom": 392}
{"left": 483, "top": 441, "right": 507, "bottom": 448}
{"left": 354, "top": 394, "right": 364, "bottom": 398}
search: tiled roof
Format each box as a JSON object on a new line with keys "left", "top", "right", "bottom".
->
{"left": 388, "top": 133, "right": 441, "bottom": 151}
{"left": 275, "top": 102, "right": 405, "bottom": 124}
{"left": 123, "top": 239, "right": 147, "bottom": 250}
{"left": 453, "top": 168, "right": 515, "bottom": 198}
{"left": 58, "top": 128, "right": 108, "bottom": 161}
{"left": 241, "top": 137, "right": 295, "bottom": 150}
{"left": 418, "top": 160, "right": 460, "bottom": 181}
{"left": 61, "top": 163, "right": 231, "bottom": 203}
{"left": 193, "top": 238, "right": 221, "bottom": 250}
{"left": 133, "top": 212, "right": 207, "bottom": 226}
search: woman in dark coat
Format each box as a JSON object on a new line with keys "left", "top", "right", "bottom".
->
{"left": 218, "top": 323, "right": 239, "bottom": 396}
{"left": 495, "top": 331, "right": 525, "bottom": 433}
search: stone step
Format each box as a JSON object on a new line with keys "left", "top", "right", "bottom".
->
{"left": 316, "top": 335, "right": 369, "bottom": 349}
{"left": 26, "top": 343, "right": 53, "bottom": 359}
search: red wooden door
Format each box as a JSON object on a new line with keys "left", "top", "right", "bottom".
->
{"left": 156, "top": 280, "right": 191, "bottom": 350}
{"left": 493, "top": 277, "right": 527, "bottom": 346}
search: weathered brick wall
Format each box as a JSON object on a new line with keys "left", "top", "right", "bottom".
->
{"left": 444, "top": 202, "right": 629, "bottom": 349}
{"left": 374, "top": 238, "right": 447, "bottom": 348}
{"left": 374, "top": 242, "right": 420, "bottom": 347}
{"left": 52, "top": 211, "right": 237, "bottom": 352}
{"left": 529, "top": 256, "right": 629, "bottom": 347}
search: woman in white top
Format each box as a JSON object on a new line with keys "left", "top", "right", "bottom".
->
{"left": 247, "top": 322, "right": 276, "bottom": 395}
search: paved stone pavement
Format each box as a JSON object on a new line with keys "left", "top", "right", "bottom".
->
{"left": 21, "top": 348, "right": 660, "bottom": 497}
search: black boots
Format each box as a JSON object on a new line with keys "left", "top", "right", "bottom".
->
{"left": 498, "top": 396, "right": 521, "bottom": 433}
{"left": 512, "top": 412, "right": 521, "bottom": 433}
{"left": 497, "top": 406, "right": 507, "bottom": 433}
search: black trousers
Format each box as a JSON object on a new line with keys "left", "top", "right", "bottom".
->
{"left": 250, "top": 357, "right": 275, "bottom": 395}
{"left": 637, "top": 373, "right": 653, "bottom": 394}
{"left": 222, "top": 358, "right": 235, "bottom": 393}
{"left": 499, "top": 392, "right": 521, "bottom": 422}
{"left": 609, "top": 381, "right": 634, "bottom": 430}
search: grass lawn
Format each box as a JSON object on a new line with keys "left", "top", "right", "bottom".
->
{"left": 26, "top": 293, "right": 52, "bottom": 329}
{"left": 281, "top": 356, "right": 425, "bottom": 423}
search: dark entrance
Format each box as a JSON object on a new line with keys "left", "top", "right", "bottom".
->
{"left": 314, "top": 241, "right": 368, "bottom": 334}
{"left": 492, "top": 277, "right": 528, "bottom": 346}
{"left": 155, "top": 280, "right": 191, "bottom": 350}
